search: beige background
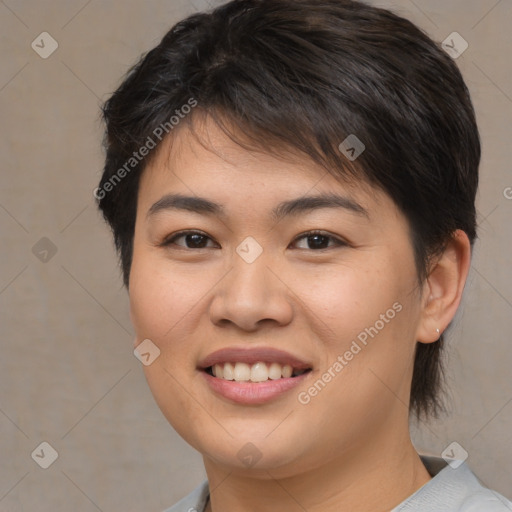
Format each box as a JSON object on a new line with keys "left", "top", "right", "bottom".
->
{"left": 0, "top": 0, "right": 511, "bottom": 510}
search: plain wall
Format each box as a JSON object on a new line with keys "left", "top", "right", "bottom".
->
{"left": 1, "top": 0, "right": 511, "bottom": 510}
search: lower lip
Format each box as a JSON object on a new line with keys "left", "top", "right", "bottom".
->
{"left": 201, "top": 370, "right": 310, "bottom": 405}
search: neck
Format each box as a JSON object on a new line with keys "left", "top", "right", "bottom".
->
{"left": 203, "top": 429, "right": 431, "bottom": 512}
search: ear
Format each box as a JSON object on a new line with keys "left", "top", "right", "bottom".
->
{"left": 415, "top": 230, "right": 472, "bottom": 344}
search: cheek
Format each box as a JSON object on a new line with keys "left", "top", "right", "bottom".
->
{"left": 297, "top": 256, "right": 411, "bottom": 338}
{"left": 129, "top": 254, "right": 211, "bottom": 440}
{"left": 294, "top": 255, "right": 420, "bottom": 397}
{"left": 129, "top": 252, "right": 201, "bottom": 342}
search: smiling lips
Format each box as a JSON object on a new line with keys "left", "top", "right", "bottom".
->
{"left": 210, "top": 361, "right": 309, "bottom": 382}
{"left": 198, "top": 347, "right": 312, "bottom": 404}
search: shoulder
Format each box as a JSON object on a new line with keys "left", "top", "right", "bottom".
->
{"left": 163, "top": 463, "right": 512, "bottom": 512}
{"left": 392, "top": 457, "right": 512, "bottom": 511}
{"left": 459, "top": 490, "right": 512, "bottom": 511}
{"left": 162, "top": 480, "right": 209, "bottom": 512}
{"left": 459, "top": 494, "right": 512, "bottom": 512}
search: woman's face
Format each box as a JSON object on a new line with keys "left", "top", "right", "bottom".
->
{"left": 129, "top": 118, "right": 428, "bottom": 477}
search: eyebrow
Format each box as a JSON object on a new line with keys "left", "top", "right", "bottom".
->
{"left": 147, "top": 192, "right": 369, "bottom": 222}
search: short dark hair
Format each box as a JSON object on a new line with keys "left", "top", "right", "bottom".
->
{"left": 97, "top": 0, "right": 480, "bottom": 420}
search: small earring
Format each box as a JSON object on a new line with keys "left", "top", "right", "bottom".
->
{"left": 436, "top": 328, "right": 440, "bottom": 335}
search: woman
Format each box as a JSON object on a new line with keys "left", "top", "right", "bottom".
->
{"left": 96, "top": 0, "right": 512, "bottom": 510}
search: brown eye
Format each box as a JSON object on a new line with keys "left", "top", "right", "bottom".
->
{"left": 162, "top": 231, "right": 217, "bottom": 249}
{"left": 292, "top": 231, "right": 346, "bottom": 250}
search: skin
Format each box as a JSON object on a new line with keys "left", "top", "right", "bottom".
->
{"left": 129, "top": 115, "right": 471, "bottom": 512}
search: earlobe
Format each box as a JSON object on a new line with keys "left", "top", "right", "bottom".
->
{"left": 415, "top": 230, "right": 471, "bottom": 344}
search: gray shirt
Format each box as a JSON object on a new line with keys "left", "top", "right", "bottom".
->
{"left": 163, "top": 456, "right": 512, "bottom": 511}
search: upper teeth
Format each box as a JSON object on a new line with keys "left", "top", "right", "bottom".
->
{"left": 212, "top": 362, "right": 307, "bottom": 382}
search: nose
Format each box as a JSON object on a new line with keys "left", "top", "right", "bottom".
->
{"left": 209, "top": 252, "right": 294, "bottom": 332}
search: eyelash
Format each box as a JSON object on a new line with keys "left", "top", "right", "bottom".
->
{"left": 160, "top": 230, "right": 348, "bottom": 251}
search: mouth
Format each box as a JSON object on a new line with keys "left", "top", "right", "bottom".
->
{"left": 198, "top": 347, "right": 313, "bottom": 404}
{"left": 204, "top": 362, "right": 312, "bottom": 382}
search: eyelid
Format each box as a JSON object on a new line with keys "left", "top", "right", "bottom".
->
{"left": 291, "top": 230, "right": 348, "bottom": 249}
{"left": 160, "top": 229, "right": 348, "bottom": 250}
{"left": 160, "top": 230, "right": 217, "bottom": 248}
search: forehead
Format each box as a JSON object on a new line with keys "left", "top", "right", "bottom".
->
{"left": 138, "top": 116, "right": 380, "bottom": 211}
{"left": 134, "top": 118, "right": 412, "bottom": 257}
